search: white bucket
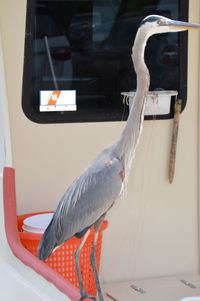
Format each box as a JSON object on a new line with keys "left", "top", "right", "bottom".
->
{"left": 22, "top": 213, "right": 54, "bottom": 234}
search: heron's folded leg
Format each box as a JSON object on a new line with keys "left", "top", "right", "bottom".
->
{"left": 74, "top": 229, "right": 96, "bottom": 301}
{"left": 90, "top": 217, "right": 105, "bottom": 301}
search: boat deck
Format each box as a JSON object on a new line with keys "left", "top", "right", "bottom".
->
{"left": 103, "top": 275, "right": 200, "bottom": 301}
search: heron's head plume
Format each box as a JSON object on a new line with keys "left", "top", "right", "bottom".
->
{"left": 140, "top": 15, "right": 200, "bottom": 36}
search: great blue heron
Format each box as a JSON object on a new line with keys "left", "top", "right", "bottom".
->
{"left": 38, "top": 15, "right": 200, "bottom": 301}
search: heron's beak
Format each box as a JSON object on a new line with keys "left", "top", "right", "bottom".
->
{"left": 167, "top": 20, "right": 200, "bottom": 32}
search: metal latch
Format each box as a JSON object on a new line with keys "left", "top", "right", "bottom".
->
{"left": 180, "top": 279, "right": 197, "bottom": 289}
{"left": 130, "top": 284, "right": 146, "bottom": 294}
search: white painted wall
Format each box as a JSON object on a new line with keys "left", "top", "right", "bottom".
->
{"left": 0, "top": 0, "right": 200, "bottom": 286}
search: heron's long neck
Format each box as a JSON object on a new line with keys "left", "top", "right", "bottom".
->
{"left": 114, "top": 28, "right": 150, "bottom": 175}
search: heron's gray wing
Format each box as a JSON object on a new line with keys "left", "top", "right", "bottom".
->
{"left": 38, "top": 155, "right": 124, "bottom": 259}
{"left": 55, "top": 156, "right": 123, "bottom": 242}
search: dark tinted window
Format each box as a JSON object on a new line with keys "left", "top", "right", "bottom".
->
{"left": 22, "top": 0, "right": 188, "bottom": 123}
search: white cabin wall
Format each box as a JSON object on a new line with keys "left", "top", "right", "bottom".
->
{"left": 0, "top": 0, "right": 200, "bottom": 284}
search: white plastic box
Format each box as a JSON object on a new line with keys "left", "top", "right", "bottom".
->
{"left": 121, "top": 90, "right": 178, "bottom": 116}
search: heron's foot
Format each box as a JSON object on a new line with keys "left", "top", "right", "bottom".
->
{"left": 79, "top": 292, "right": 96, "bottom": 301}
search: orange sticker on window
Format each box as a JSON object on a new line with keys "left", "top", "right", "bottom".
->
{"left": 47, "top": 90, "right": 61, "bottom": 105}
{"left": 40, "top": 90, "right": 76, "bottom": 112}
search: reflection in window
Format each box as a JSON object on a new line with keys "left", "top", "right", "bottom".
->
{"left": 22, "top": 0, "right": 188, "bottom": 123}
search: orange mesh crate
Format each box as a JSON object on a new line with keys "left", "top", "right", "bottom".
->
{"left": 17, "top": 212, "right": 108, "bottom": 296}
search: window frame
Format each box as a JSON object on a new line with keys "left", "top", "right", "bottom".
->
{"left": 22, "top": 0, "right": 189, "bottom": 124}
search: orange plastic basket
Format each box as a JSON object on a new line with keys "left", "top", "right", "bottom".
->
{"left": 17, "top": 212, "right": 108, "bottom": 296}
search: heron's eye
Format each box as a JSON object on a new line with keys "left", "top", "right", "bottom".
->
{"left": 157, "top": 20, "right": 162, "bottom": 25}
